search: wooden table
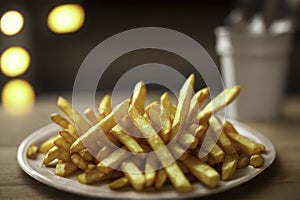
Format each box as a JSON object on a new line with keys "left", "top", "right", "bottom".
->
{"left": 0, "top": 94, "right": 299, "bottom": 200}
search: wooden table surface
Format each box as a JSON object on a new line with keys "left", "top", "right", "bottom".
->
{"left": 0, "top": 94, "right": 299, "bottom": 200}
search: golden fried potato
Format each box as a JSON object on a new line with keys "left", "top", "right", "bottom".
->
{"left": 186, "top": 87, "right": 209, "bottom": 125}
{"left": 97, "top": 147, "right": 130, "bottom": 174}
{"left": 39, "top": 135, "right": 60, "bottom": 153}
{"left": 160, "top": 92, "right": 176, "bottom": 122}
{"left": 98, "top": 94, "right": 112, "bottom": 117}
{"left": 121, "top": 161, "right": 145, "bottom": 191}
{"left": 222, "top": 154, "right": 239, "bottom": 180}
{"left": 183, "top": 156, "right": 220, "bottom": 188}
{"left": 130, "top": 81, "right": 147, "bottom": 114}
{"left": 224, "top": 121, "right": 264, "bottom": 155}
{"left": 55, "top": 161, "right": 77, "bottom": 177}
{"left": 198, "top": 86, "right": 241, "bottom": 123}
{"left": 77, "top": 169, "right": 123, "bottom": 184}
{"left": 43, "top": 146, "right": 60, "bottom": 165}
{"left": 144, "top": 155, "right": 158, "bottom": 187}
{"left": 155, "top": 168, "right": 168, "bottom": 189}
{"left": 71, "top": 154, "right": 89, "bottom": 170}
{"left": 250, "top": 154, "right": 265, "bottom": 168}
{"left": 170, "top": 74, "right": 195, "bottom": 141}
{"left": 237, "top": 153, "right": 250, "bottom": 169}
{"left": 57, "top": 96, "right": 91, "bottom": 133}
{"left": 129, "top": 105, "right": 192, "bottom": 192}
{"left": 27, "top": 144, "right": 38, "bottom": 159}
{"left": 109, "top": 176, "right": 129, "bottom": 190}
{"left": 70, "top": 99, "right": 130, "bottom": 153}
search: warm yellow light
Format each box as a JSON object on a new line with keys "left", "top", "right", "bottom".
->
{"left": 0, "top": 10, "right": 24, "bottom": 36}
{"left": 0, "top": 46, "right": 30, "bottom": 77}
{"left": 47, "top": 4, "right": 85, "bottom": 34}
{"left": 1, "top": 79, "right": 35, "bottom": 116}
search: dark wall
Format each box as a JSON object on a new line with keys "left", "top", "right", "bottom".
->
{"left": 0, "top": 0, "right": 299, "bottom": 94}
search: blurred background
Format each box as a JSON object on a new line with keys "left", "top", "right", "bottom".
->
{"left": 0, "top": 0, "right": 299, "bottom": 117}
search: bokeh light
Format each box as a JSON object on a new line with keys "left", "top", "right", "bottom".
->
{"left": 1, "top": 79, "right": 35, "bottom": 116}
{"left": 0, "top": 46, "right": 31, "bottom": 77}
{"left": 0, "top": 10, "right": 24, "bottom": 36}
{"left": 47, "top": 4, "right": 85, "bottom": 34}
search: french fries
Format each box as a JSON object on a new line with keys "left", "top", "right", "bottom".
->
{"left": 183, "top": 156, "right": 220, "bottom": 188}
{"left": 109, "top": 176, "right": 129, "bottom": 190}
{"left": 121, "top": 161, "right": 145, "bottom": 191}
{"left": 55, "top": 161, "right": 77, "bottom": 177}
{"left": 26, "top": 144, "right": 38, "bottom": 159}
{"left": 28, "top": 73, "right": 266, "bottom": 193}
{"left": 221, "top": 154, "right": 239, "bottom": 180}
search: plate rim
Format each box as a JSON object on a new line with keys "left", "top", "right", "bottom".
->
{"left": 17, "top": 120, "right": 276, "bottom": 199}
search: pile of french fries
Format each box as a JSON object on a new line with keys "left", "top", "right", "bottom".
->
{"left": 27, "top": 74, "right": 266, "bottom": 193}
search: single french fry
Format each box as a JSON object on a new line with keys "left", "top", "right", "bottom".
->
{"left": 57, "top": 96, "right": 91, "bottom": 134}
{"left": 98, "top": 94, "right": 112, "bottom": 117}
{"left": 77, "top": 169, "right": 123, "bottom": 184}
{"left": 78, "top": 149, "right": 94, "bottom": 161}
{"left": 121, "top": 161, "right": 145, "bottom": 191}
{"left": 59, "top": 129, "right": 76, "bottom": 144}
{"left": 209, "top": 144, "right": 225, "bottom": 163}
{"left": 27, "top": 144, "right": 38, "bottom": 159}
{"left": 186, "top": 87, "right": 210, "bottom": 125}
{"left": 71, "top": 154, "right": 89, "bottom": 170}
{"left": 145, "top": 101, "right": 162, "bottom": 132}
{"left": 237, "top": 152, "right": 250, "bottom": 169}
{"left": 179, "top": 131, "right": 199, "bottom": 149}
{"left": 170, "top": 74, "right": 195, "bottom": 141}
{"left": 130, "top": 81, "right": 147, "bottom": 113}
{"left": 198, "top": 86, "right": 241, "bottom": 123}
{"left": 43, "top": 146, "right": 60, "bottom": 165}
{"left": 145, "top": 155, "right": 158, "bottom": 187}
{"left": 169, "top": 143, "right": 190, "bottom": 161}
{"left": 145, "top": 101, "right": 171, "bottom": 143}
{"left": 160, "top": 92, "right": 176, "bottom": 122}
{"left": 129, "top": 105, "right": 192, "bottom": 192}
{"left": 70, "top": 99, "right": 130, "bottom": 153}
{"left": 250, "top": 154, "right": 264, "bottom": 168}
{"left": 109, "top": 176, "right": 129, "bottom": 190}
{"left": 222, "top": 154, "right": 239, "bottom": 180}
{"left": 51, "top": 113, "right": 72, "bottom": 129}
{"left": 54, "top": 136, "right": 71, "bottom": 151}
{"left": 51, "top": 113, "right": 77, "bottom": 137}
{"left": 87, "top": 163, "right": 97, "bottom": 170}
{"left": 110, "top": 125, "right": 144, "bottom": 153}
{"left": 224, "top": 121, "right": 264, "bottom": 155}
{"left": 210, "top": 115, "right": 237, "bottom": 155}
{"left": 155, "top": 168, "right": 168, "bottom": 189}
{"left": 196, "top": 123, "right": 209, "bottom": 139}
{"left": 97, "top": 147, "right": 131, "bottom": 174}
{"left": 159, "top": 117, "right": 171, "bottom": 143}
{"left": 84, "top": 108, "right": 99, "bottom": 125}
{"left": 39, "top": 135, "right": 60, "bottom": 153}
{"left": 183, "top": 156, "right": 220, "bottom": 188}
{"left": 55, "top": 161, "right": 77, "bottom": 177}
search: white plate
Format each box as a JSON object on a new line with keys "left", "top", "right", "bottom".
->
{"left": 17, "top": 120, "right": 276, "bottom": 199}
